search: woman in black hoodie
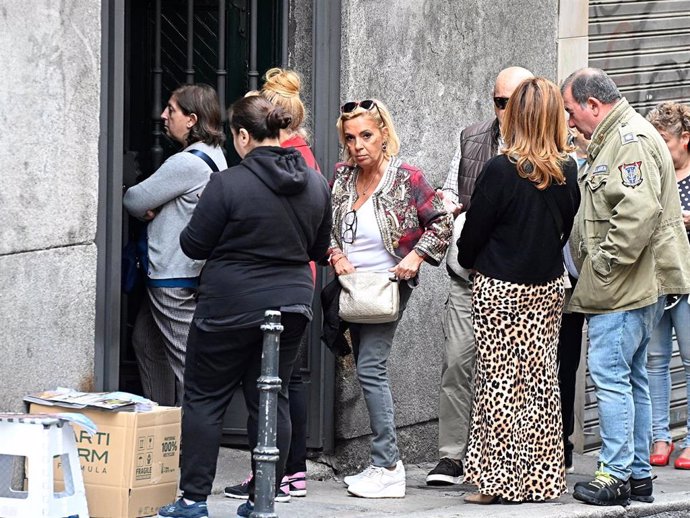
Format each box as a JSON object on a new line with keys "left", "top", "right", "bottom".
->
{"left": 158, "top": 95, "right": 331, "bottom": 518}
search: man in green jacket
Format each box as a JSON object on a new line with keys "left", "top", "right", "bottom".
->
{"left": 562, "top": 68, "right": 690, "bottom": 506}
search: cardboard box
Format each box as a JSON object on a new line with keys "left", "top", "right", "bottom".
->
{"left": 30, "top": 403, "right": 181, "bottom": 518}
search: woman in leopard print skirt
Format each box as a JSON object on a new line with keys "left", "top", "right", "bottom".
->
{"left": 457, "top": 77, "right": 581, "bottom": 503}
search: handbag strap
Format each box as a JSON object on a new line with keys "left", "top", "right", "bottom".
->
{"left": 187, "top": 149, "right": 219, "bottom": 172}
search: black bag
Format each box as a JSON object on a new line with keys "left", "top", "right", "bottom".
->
{"left": 122, "top": 225, "right": 148, "bottom": 294}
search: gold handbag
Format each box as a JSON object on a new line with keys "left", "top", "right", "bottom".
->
{"left": 338, "top": 272, "right": 400, "bottom": 324}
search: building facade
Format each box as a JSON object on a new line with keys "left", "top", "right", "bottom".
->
{"left": 2, "top": 0, "right": 687, "bottom": 470}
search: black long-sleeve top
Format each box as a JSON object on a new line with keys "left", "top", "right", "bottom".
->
{"left": 457, "top": 153, "right": 580, "bottom": 284}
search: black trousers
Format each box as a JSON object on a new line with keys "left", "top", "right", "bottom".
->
{"left": 557, "top": 310, "right": 585, "bottom": 458}
{"left": 286, "top": 367, "right": 308, "bottom": 474}
{"left": 180, "top": 312, "right": 308, "bottom": 501}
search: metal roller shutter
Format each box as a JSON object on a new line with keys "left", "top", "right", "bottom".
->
{"left": 589, "top": 0, "right": 690, "bottom": 114}
{"left": 580, "top": 0, "right": 690, "bottom": 452}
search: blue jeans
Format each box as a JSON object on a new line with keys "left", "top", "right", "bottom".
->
{"left": 586, "top": 297, "right": 666, "bottom": 480}
{"left": 647, "top": 295, "right": 690, "bottom": 448}
{"left": 349, "top": 282, "right": 412, "bottom": 467}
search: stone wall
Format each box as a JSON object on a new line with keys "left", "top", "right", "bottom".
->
{"left": 0, "top": 1, "right": 101, "bottom": 411}
{"left": 332, "top": 0, "right": 561, "bottom": 470}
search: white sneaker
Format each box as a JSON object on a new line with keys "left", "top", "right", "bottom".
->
{"left": 343, "top": 465, "right": 377, "bottom": 487}
{"left": 347, "top": 460, "right": 406, "bottom": 498}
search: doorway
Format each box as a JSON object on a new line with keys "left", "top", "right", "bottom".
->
{"left": 118, "top": 0, "right": 325, "bottom": 448}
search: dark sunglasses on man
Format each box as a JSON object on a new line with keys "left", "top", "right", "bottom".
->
{"left": 493, "top": 96, "right": 510, "bottom": 110}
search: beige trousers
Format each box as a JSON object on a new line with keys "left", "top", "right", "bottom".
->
{"left": 438, "top": 275, "right": 475, "bottom": 460}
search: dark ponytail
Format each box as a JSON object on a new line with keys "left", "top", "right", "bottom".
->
{"left": 228, "top": 95, "right": 292, "bottom": 141}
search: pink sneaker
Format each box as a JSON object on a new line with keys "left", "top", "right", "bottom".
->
{"left": 286, "top": 472, "right": 307, "bottom": 497}
{"left": 277, "top": 475, "right": 291, "bottom": 502}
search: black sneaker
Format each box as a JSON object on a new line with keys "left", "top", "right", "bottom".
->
{"left": 224, "top": 473, "right": 252, "bottom": 500}
{"left": 630, "top": 476, "right": 655, "bottom": 503}
{"left": 224, "top": 472, "right": 290, "bottom": 503}
{"left": 425, "top": 457, "right": 463, "bottom": 486}
{"left": 573, "top": 466, "right": 630, "bottom": 506}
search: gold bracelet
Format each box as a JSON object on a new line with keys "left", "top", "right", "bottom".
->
{"left": 333, "top": 255, "right": 346, "bottom": 266}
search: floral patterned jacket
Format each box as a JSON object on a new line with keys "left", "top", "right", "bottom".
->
{"left": 330, "top": 157, "right": 452, "bottom": 266}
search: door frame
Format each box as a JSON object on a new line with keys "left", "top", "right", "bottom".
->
{"left": 95, "top": 0, "right": 125, "bottom": 392}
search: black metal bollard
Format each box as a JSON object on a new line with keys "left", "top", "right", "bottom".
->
{"left": 252, "top": 310, "right": 283, "bottom": 518}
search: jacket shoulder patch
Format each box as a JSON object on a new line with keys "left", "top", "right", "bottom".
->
{"left": 619, "top": 126, "right": 638, "bottom": 145}
{"left": 618, "top": 161, "right": 643, "bottom": 188}
{"left": 592, "top": 164, "right": 608, "bottom": 176}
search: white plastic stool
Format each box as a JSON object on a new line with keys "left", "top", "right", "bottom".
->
{"left": 0, "top": 414, "right": 89, "bottom": 518}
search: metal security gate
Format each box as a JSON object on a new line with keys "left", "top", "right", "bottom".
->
{"left": 579, "top": 0, "right": 690, "bottom": 452}
{"left": 117, "top": 0, "right": 334, "bottom": 452}
{"left": 589, "top": 0, "right": 690, "bottom": 113}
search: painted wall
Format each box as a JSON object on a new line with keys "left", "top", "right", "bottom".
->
{"left": 0, "top": 1, "right": 101, "bottom": 410}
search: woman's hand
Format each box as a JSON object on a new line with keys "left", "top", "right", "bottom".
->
{"left": 389, "top": 250, "right": 425, "bottom": 280}
{"left": 143, "top": 209, "right": 158, "bottom": 221}
{"left": 683, "top": 210, "right": 690, "bottom": 230}
{"left": 334, "top": 255, "right": 356, "bottom": 276}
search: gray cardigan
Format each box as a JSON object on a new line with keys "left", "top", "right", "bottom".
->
{"left": 123, "top": 142, "right": 227, "bottom": 281}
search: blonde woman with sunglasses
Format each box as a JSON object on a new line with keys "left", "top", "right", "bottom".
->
{"left": 328, "top": 98, "right": 452, "bottom": 498}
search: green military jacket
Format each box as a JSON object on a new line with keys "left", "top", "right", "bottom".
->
{"left": 569, "top": 98, "right": 690, "bottom": 314}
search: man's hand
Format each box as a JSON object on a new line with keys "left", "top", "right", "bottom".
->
{"left": 438, "top": 191, "right": 463, "bottom": 218}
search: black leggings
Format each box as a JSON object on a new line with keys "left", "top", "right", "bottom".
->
{"left": 179, "top": 312, "right": 308, "bottom": 501}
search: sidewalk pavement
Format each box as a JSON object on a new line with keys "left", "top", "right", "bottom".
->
{"left": 203, "top": 447, "right": 690, "bottom": 517}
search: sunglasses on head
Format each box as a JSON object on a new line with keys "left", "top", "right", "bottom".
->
{"left": 493, "top": 96, "right": 510, "bottom": 110}
{"left": 340, "top": 99, "right": 379, "bottom": 114}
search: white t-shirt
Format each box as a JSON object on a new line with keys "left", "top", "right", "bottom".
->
{"left": 343, "top": 196, "right": 397, "bottom": 272}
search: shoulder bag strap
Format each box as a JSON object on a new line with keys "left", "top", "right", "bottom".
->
{"left": 187, "top": 149, "right": 219, "bottom": 172}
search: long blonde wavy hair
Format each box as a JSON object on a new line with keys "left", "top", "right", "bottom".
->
{"left": 501, "top": 77, "right": 572, "bottom": 190}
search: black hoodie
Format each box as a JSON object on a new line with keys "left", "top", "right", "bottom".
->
{"left": 180, "top": 146, "right": 332, "bottom": 318}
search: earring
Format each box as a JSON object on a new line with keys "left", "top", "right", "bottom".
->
{"left": 382, "top": 141, "right": 388, "bottom": 153}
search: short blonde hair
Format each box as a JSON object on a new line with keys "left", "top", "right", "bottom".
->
{"left": 260, "top": 68, "right": 306, "bottom": 134}
{"left": 336, "top": 99, "right": 400, "bottom": 164}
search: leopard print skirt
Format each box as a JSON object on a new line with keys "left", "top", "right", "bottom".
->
{"left": 463, "top": 273, "right": 567, "bottom": 502}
